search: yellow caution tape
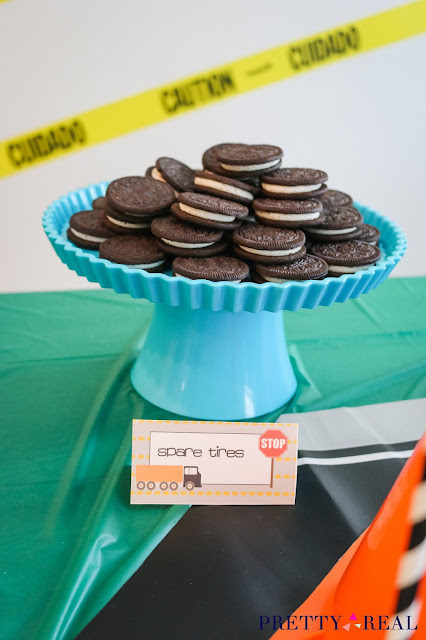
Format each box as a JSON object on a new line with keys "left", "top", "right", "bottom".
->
{"left": 1, "top": 0, "right": 425, "bottom": 179}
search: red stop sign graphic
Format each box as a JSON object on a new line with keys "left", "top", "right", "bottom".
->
{"left": 259, "top": 430, "right": 288, "bottom": 458}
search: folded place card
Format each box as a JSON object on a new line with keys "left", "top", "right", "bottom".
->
{"left": 130, "top": 420, "right": 298, "bottom": 505}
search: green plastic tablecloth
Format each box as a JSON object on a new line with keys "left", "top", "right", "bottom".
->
{"left": 1, "top": 277, "right": 426, "bottom": 640}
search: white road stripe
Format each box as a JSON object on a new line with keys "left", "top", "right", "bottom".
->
{"left": 278, "top": 399, "right": 426, "bottom": 453}
{"left": 298, "top": 449, "right": 414, "bottom": 467}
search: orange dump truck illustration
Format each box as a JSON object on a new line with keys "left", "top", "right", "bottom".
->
{"left": 136, "top": 465, "right": 202, "bottom": 491}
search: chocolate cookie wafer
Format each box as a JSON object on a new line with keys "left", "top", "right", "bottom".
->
{"left": 174, "top": 192, "right": 248, "bottom": 230}
{"left": 106, "top": 176, "right": 175, "bottom": 216}
{"left": 306, "top": 206, "right": 363, "bottom": 242}
{"left": 320, "top": 189, "right": 353, "bottom": 207}
{"left": 255, "top": 254, "right": 329, "bottom": 282}
{"left": 311, "top": 240, "right": 381, "bottom": 275}
{"left": 261, "top": 168, "right": 328, "bottom": 199}
{"left": 253, "top": 198, "right": 324, "bottom": 227}
{"left": 104, "top": 207, "right": 154, "bottom": 234}
{"left": 92, "top": 196, "right": 107, "bottom": 210}
{"left": 152, "top": 215, "right": 227, "bottom": 257}
{"left": 67, "top": 210, "right": 116, "bottom": 249}
{"left": 173, "top": 256, "right": 249, "bottom": 282}
{"left": 216, "top": 144, "right": 283, "bottom": 178}
{"left": 202, "top": 143, "right": 245, "bottom": 175}
{"left": 149, "top": 157, "right": 195, "bottom": 194}
{"left": 194, "top": 170, "right": 258, "bottom": 204}
{"left": 357, "top": 223, "right": 380, "bottom": 245}
{"left": 99, "top": 235, "right": 167, "bottom": 272}
{"left": 233, "top": 224, "right": 306, "bottom": 264}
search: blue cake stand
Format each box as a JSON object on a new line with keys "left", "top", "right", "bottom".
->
{"left": 43, "top": 182, "right": 406, "bottom": 420}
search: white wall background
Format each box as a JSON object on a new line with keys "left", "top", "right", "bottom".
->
{"left": 0, "top": 0, "right": 425, "bottom": 292}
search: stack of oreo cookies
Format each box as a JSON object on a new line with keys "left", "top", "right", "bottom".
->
{"left": 245, "top": 167, "right": 382, "bottom": 281}
{"left": 68, "top": 174, "right": 177, "bottom": 272}
{"left": 66, "top": 144, "right": 382, "bottom": 282}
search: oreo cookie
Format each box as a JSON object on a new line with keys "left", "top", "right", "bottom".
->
{"left": 150, "top": 157, "right": 195, "bottom": 194}
{"left": 320, "top": 189, "right": 353, "bottom": 207}
{"left": 253, "top": 198, "right": 324, "bottom": 227}
{"left": 261, "top": 168, "right": 328, "bottom": 199}
{"left": 194, "top": 170, "right": 258, "bottom": 204}
{"left": 151, "top": 215, "right": 227, "bottom": 257}
{"left": 99, "top": 235, "right": 167, "bottom": 272}
{"left": 357, "top": 223, "right": 380, "bottom": 245}
{"left": 255, "top": 254, "right": 329, "bottom": 282}
{"left": 67, "top": 210, "right": 116, "bottom": 249}
{"left": 311, "top": 240, "right": 381, "bottom": 275}
{"left": 104, "top": 206, "right": 154, "bottom": 234}
{"left": 233, "top": 224, "right": 306, "bottom": 264}
{"left": 202, "top": 143, "right": 245, "bottom": 175}
{"left": 92, "top": 196, "right": 107, "bottom": 210}
{"left": 106, "top": 176, "right": 175, "bottom": 216}
{"left": 215, "top": 144, "right": 283, "bottom": 178}
{"left": 146, "top": 166, "right": 177, "bottom": 197}
{"left": 305, "top": 205, "right": 363, "bottom": 241}
{"left": 173, "top": 256, "right": 249, "bottom": 282}
{"left": 174, "top": 193, "right": 248, "bottom": 230}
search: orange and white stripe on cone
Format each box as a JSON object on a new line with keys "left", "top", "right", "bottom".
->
{"left": 386, "top": 437, "right": 426, "bottom": 640}
{"left": 271, "top": 433, "right": 426, "bottom": 639}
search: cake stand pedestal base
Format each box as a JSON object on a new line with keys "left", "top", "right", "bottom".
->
{"left": 131, "top": 304, "right": 297, "bottom": 420}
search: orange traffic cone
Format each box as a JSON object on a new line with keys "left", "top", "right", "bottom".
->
{"left": 270, "top": 433, "right": 426, "bottom": 639}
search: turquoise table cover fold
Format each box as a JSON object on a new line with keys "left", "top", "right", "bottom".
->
{"left": 1, "top": 277, "right": 426, "bottom": 640}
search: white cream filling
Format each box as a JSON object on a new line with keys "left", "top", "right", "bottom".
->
{"left": 71, "top": 228, "right": 108, "bottom": 243}
{"left": 328, "top": 264, "right": 371, "bottom": 274}
{"left": 221, "top": 159, "right": 280, "bottom": 172}
{"left": 126, "top": 260, "right": 165, "bottom": 270}
{"left": 161, "top": 237, "right": 214, "bottom": 249}
{"left": 151, "top": 167, "right": 179, "bottom": 198}
{"left": 106, "top": 215, "right": 150, "bottom": 229}
{"left": 262, "top": 182, "right": 322, "bottom": 194}
{"left": 239, "top": 245, "right": 301, "bottom": 257}
{"left": 194, "top": 177, "right": 254, "bottom": 200}
{"left": 246, "top": 215, "right": 256, "bottom": 222}
{"left": 255, "top": 210, "right": 320, "bottom": 222}
{"left": 311, "top": 226, "right": 357, "bottom": 236}
{"left": 264, "top": 277, "right": 290, "bottom": 283}
{"left": 179, "top": 203, "right": 235, "bottom": 222}
{"left": 151, "top": 167, "right": 166, "bottom": 183}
